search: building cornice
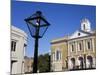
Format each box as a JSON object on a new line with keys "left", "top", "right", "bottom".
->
{"left": 68, "top": 33, "right": 95, "bottom": 41}
{"left": 51, "top": 37, "right": 68, "bottom": 44}
{"left": 11, "top": 26, "right": 28, "bottom": 39}
{"left": 51, "top": 33, "right": 95, "bottom": 45}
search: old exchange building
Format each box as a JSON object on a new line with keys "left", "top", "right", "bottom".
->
{"left": 51, "top": 18, "right": 96, "bottom": 71}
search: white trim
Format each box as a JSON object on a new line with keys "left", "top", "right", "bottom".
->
{"left": 77, "top": 40, "right": 83, "bottom": 51}
{"left": 86, "top": 39, "right": 92, "bottom": 50}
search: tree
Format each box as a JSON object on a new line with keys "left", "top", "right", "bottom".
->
{"left": 38, "top": 53, "right": 51, "bottom": 73}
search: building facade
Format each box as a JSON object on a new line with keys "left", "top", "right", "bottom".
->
{"left": 51, "top": 37, "right": 68, "bottom": 71}
{"left": 11, "top": 26, "right": 27, "bottom": 74}
{"left": 51, "top": 18, "right": 96, "bottom": 71}
{"left": 24, "top": 56, "right": 33, "bottom": 73}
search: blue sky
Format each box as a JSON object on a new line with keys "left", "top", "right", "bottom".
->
{"left": 11, "top": 0, "right": 96, "bottom": 57}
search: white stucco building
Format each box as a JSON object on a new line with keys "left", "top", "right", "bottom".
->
{"left": 67, "top": 18, "right": 96, "bottom": 70}
{"left": 11, "top": 26, "right": 27, "bottom": 75}
{"left": 51, "top": 18, "right": 96, "bottom": 71}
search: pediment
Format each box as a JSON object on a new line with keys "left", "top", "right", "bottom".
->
{"left": 69, "top": 30, "right": 92, "bottom": 39}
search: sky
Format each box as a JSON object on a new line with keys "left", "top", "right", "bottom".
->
{"left": 11, "top": 0, "right": 96, "bottom": 57}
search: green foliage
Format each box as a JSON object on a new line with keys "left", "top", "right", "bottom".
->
{"left": 38, "top": 53, "right": 51, "bottom": 73}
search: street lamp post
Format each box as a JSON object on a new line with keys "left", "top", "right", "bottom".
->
{"left": 24, "top": 11, "right": 50, "bottom": 73}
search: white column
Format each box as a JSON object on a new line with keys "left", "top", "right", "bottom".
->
{"left": 75, "top": 41, "right": 78, "bottom": 54}
{"left": 52, "top": 53, "right": 55, "bottom": 61}
{"left": 68, "top": 42, "right": 70, "bottom": 56}
{"left": 83, "top": 40, "right": 86, "bottom": 53}
{"left": 55, "top": 51, "right": 56, "bottom": 61}
{"left": 86, "top": 59, "right": 90, "bottom": 68}
{"left": 92, "top": 38, "right": 95, "bottom": 52}
{"left": 68, "top": 58, "right": 73, "bottom": 70}
{"left": 77, "top": 41, "right": 79, "bottom": 51}
{"left": 93, "top": 57, "right": 96, "bottom": 68}
{"left": 76, "top": 58, "right": 80, "bottom": 68}
{"left": 59, "top": 51, "right": 62, "bottom": 60}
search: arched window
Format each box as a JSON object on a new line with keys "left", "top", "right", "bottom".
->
{"left": 71, "top": 44, "right": 74, "bottom": 51}
{"left": 83, "top": 24, "right": 86, "bottom": 30}
{"left": 56, "top": 51, "right": 59, "bottom": 60}
{"left": 56, "top": 50, "right": 61, "bottom": 61}
{"left": 87, "top": 41, "right": 91, "bottom": 49}
{"left": 86, "top": 39, "right": 92, "bottom": 50}
{"left": 78, "top": 57, "right": 84, "bottom": 69}
{"left": 79, "top": 43, "right": 82, "bottom": 50}
{"left": 87, "top": 56, "right": 93, "bottom": 68}
{"left": 78, "top": 41, "right": 83, "bottom": 51}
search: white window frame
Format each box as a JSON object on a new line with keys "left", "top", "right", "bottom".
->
{"left": 11, "top": 40, "right": 17, "bottom": 51}
{"left": 55, "top": 48, "right": 62, "bottom": 61}
{"left": 70, "top": 42, "right": 75, "bottom": 52}
{"left": 86, "top": 39, "right": 92, "bottom": 50}
{"left": 78, "top": 41, "right": 83, "bottom": 51}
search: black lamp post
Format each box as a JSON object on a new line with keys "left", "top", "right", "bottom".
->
{"left": 24, "top": 11, "right": 50, "bottom": 73}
